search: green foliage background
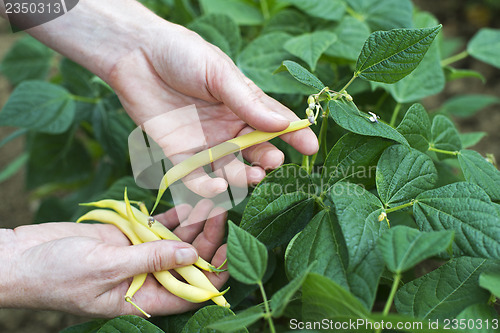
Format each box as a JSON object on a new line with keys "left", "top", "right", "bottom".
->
{"left": 1, "top": 0, "right": 500, "bottom": 332}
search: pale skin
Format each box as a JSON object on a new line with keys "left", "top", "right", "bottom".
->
{"left": 0, "top": 0, "right": 318, "bottom": 316}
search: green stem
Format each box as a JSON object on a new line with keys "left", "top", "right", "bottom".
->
{"left": 258, "top": 282, "right": 276, "bottom": 333}
{"left": 441, "top": 50, "right": 469, "bottom": 67}
{"left": 71, "top": 95, "right": 100, "bottom": 104}
{"left": 260, "top": 0, "right": 270, "bottom": 20}
{"left": 385, "top": 201, "right": 415, "bottom": 214}
{"left": 428, "top": 147, "right": 459, "bottom": 156}
{"left": 339, "top": 74, "right": 358, "bottom": 94}
{"left": 375, "top": 273, "right": 401, "bottom": 333}
{"left": 389, "top": 103, "right": 402, "bottom": 127}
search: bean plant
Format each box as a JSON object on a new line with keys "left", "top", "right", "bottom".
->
{"left": 1, "top": 0, "right": 500, "bottom": 332}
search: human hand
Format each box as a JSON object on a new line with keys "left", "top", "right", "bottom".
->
{"left": 1, "top": 203, "right": 227, "bottom": 317}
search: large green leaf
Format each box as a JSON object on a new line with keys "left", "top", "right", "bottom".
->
{"left": 237, "top": 33, "right": 312, "bottom": 94}
{"left": 0, "top": 37, "right": 52, "bottom": 85}
{"left": 0, "top": 81, "right": 76, "bottom": 134}
{"left": 283, "top": 31, "right": 337, "bottom": 70}
{"left": 377, "top": 226, "right": 453, "bottom": 274}
{"left": 376, "top": 145, "right": 437, "bottom": 207}
{"left": 181, "top": 306, "right": 246, "bottom": 333}
{"left": 262, "top": 9, "right": 311, "bottom": 36}
{"left": 322, "top": 133, "right": 392, "bottom": 188}
{"left": 430, "top": 115, "right": 462, "bottom": 155}
{"left": 468, "top": 28, "right": 500, "bottom": 69}
{"left": 0, "top": 153, "right": 28, "bottom": 184}
{"left": 374, "top": 12, "right": 445, "bottom": 103}
{"left": 325, "top": 16, "right": 370, "bottom": 61}
{"left": 188, "top": 14, "right": 241, "bottom": 59}
{"left": 302, "top": 273, "right": 369, "bottom": 321}
{"left": 396, "top": 103, "right": 431, "bottom": 152}
{"left": 395, "top": 257, "right": 500, "bottom": 320}
{"left": 97, "top": 315, "right": 164, "bottom": 333}
{"left": 458, "top": 150, "right": 500, "bottom": 202}
{"left": 275, "top": 60, "right": 325, "bottom": 92}
{"left": 227, "top": 221, "right": 268, "bottom": 285}
{"left": 240, "top": 165, "right": 315, "bottom": 248}
{"left": 345, "top": 0, "right": 413, "bottom": 31}
{"left": 479, "top": 272, "right": 500, "bottom": 298}
{"left": 285, "top": 210, "right": 349, "bottom": 289}
{"left": 413, "top": 182, "right": 500, "bottom": 259}
{"left": 330, "top": 182, "right": 387, "bottom": 309}
{"left": 328, "top": 99, "right": 409, "bottom": 146}
{"left": 460, "top": 132, "right": 487, "bottom": 149}
{"left": 283, "top": 0, "right": 346, "bottom": 21}
{"left": 199, "top": 0, "right": 263, "bottom": 25}
{"left": 270, "top": 263, "right": 313, "bottom": 318}
{"left": 207, "top": 305, "right": 264, "bottom": 332}
{"left": 60, "top": 58, "right": 97, "bottom": 97}
{"left": 355, "top": 25, "right": 441, "bottom": 83}
{"left": 456, "top": 303, "right": 500, "bottom": 333}
{"left": 60, "top": 319, "right": 108, "bottom": 333}
{"left": 439, "top": 95, "right": 500, "bottom": 118}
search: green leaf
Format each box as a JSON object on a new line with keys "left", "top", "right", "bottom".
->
{"left": 413, "top": 182, "right": 500, "bottom": 259}
{"left": 456, "top": 303, "right": 500, "bottom": 333}
{"left": 376, "top": 145, "right": 437, "bottom": 207}
{"left": 283, "top": 31, "right": 337, "bottom": 71}
{"left": 239, "top": 164, "right": 315, "bottom": 248}
{"left": 325, "top": 16, "right": 370, "bottom": 61}
{"left": 181, "top": 305, "right": 246, "bottom": 333}
{"left": 372, "top": 12, "right": 445, "bottom": 102}
{"left": 328, "top": 99, "right": 409, "bottom": 146}
{"left": 395, "top": 257, "right": 500, "bottom": 320}
{"left": 0, "top": 81, "right": 76, "bottom": 134}
{"left": 207, "top": 305, "right": 263, "bottom": 332}
{"left": 377, "top": 226, "right": 453, "bottom": 274}
{"left": 0, "top": 37, "right": 53, "bottom": 85}
{"left": 458, "top": 150, "right": 500, "bottom": 202}
{"left": 283, "top": 0, "right": 346, "bottom": 21}
{"left": 322, "top": 133, "right": 392, "bottom": 188}
{"left": 302, "top": 273, "right": 369, "bottom": 321}
{"left": 346, "top": 0, "right": 413, "bottom": 31}
{"left": 188, "top": 14, "right": 241, "bottom": 59}
{"left": 468, "top": 28, "right": 500, "bottom": 69}
{"left": 355, "top": 25, "right": 442, "bottom": 83}
{"left": 0, "top": 128, "right": 27, "bottom": 149}
{"left": 285, "top": 210, "right": 349, "bottom": 290}
{"left": 97, "top": 315, "right": 164, "bottom": 333}
{"left": 275, "top": 60, "right": 325, "bottom": 92}
{"left": 227, "top": 221, "right": 268, "bottom": 284}
{"left": 271, "top": 263, "right": 314, "bottom": 318}
{"left": 26, "top": 131, "right": 92, "bottom": 189}
{"left": 444, "top": 66, "right": 486, "bottom": 83}
{"left": 60, "top": 58, "right": 97, "bottom": 97}
{"left": 479, "top": 272, "right": 500, "bottom": 298}
{"left": 460, "top": 132, "right": 487, "bottom": 149}
{"left": 439, "top": 95, "right": 500, "bottom": 118}
{"left": 396, "top": 103, "right": 431, "bottom": 152}
{"left": 0, "top": 153, "right": 28, "bottom": 184}
{"left": 430, "top": 115, "right": 462, "bottom": 155}
{"left": 199, "top": 0, "right": 263, "bottom": 25}
{"left": 262, "top": 9, "right": 311, "bottom": 35}
{"left": 237, "top": 33, "right": 313, "bottom": 94}
{"left": 330, "top": 182, "right": 387, "bottom": 309}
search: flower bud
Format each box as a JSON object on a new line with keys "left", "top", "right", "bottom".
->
{"left": 306, "top": 108, "right": 314, "bottom": 117}
{"left": 307, "top": 95, "right": 315, "bottom": 105}
{"left": 378, "top": 211, "right": 387, "bottom": 222}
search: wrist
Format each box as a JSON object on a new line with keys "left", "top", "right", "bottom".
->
{"left": 26, "top": 0, "right": 167, "bottom": 82}
{"left": 0, "top": 229, "right": 20, "bottom": 308}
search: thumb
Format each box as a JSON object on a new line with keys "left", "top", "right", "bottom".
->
{"left": 209, "top": 59, "right": 290, "bottom": 132}
{"left": 115, "top": 240, "right": 198, "bottom": 277}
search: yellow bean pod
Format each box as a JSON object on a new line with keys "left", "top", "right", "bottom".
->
{"left": 80, "top": 199, "right": 217, "bottom": 272}
{"left": 151, "top": 119, "right": 312, "bottom": 214}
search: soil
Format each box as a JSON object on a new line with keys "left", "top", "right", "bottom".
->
{"left": 0, "top": 1, "right": 499, "bottom": 332}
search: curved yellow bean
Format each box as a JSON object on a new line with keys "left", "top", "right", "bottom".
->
{"left": 80, "top": 199, "right": 217, "bottom": 272}
{"left": 151, "top": 119, "right": 312, "bottom": 214}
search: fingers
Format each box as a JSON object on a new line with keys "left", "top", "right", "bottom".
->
{"left": 207, "top": 59, "right": 290, "bottom": 132}
{"left": 211, "top": 153, "right": 266, "bottom": 187}
{"left": 114, "top": 240, "right": 198, "bottom": 277}
{"left": 173, "top": 199, "right": 214, "bottom": 243}
{"left": 205, "top": 245, "right": 229, "bottom": 289}
{"left": 192, "top": 208, "right": 227, "bottom": 261}
{"left": 153, "top": 204, "right": 192, "bottom": 230}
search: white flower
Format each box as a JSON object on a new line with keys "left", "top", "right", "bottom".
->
{"left": 368, "top": 111, "right": 380, "bottom": 123}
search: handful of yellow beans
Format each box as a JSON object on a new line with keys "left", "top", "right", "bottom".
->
{"left": 76, "top": 189, "right": 229, "bottom": 317}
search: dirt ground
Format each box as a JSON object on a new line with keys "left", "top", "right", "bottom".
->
{"left": 0, "top": 1, "right": 499, "bottom": 332}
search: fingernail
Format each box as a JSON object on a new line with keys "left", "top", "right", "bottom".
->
{"left": 175, "top": 248, "right": 198, "bottom": 265}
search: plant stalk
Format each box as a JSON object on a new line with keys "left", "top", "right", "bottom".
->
{"left": 258, "top": 282, "right": 276, "bottom": 333}
{"left": 385, "top": 201, "right": 415, "bottom": 214}
{"left": 389, "top": 103, "right": 402, "bottom": 127}
{"left": 428, "top": 147, "right": 459, "bottom": 156}
{"left": 441, "top": 50, "right": 469, "bottom": 67}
